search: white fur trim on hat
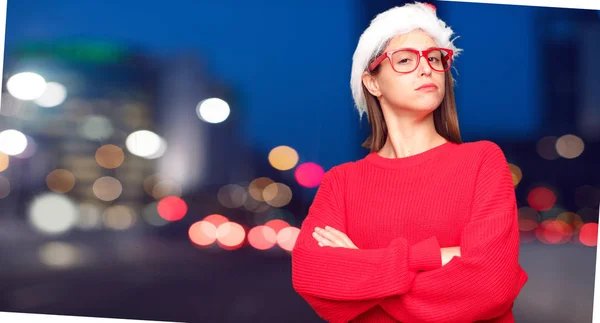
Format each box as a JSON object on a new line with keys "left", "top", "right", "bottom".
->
{"left": 350, "top": 1, "right": 462, "bottom": 119}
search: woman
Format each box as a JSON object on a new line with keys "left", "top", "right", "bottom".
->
{"left": 291, "top": 2, "right": 528, "bottom": 323}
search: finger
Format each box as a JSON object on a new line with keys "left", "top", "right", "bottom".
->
{"left": 316, "top": 228, "right": 347, "bottom": 247}
{"left": 325, "top": 226, "right": 357, "bottom": 248}
{"left": 313, "top": 231, "right": 337, "bottom": 247}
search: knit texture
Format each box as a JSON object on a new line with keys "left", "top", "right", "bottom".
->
{"left": 291, "top": 140, "right": 528, "bottom": 323}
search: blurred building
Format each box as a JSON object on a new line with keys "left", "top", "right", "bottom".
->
{"left": 0, "top": 40, "right": 161, "bottom": 234}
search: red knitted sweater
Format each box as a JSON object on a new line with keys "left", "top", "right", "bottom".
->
{"left": 291, "top": 140, "right": 528, "bottom": 323}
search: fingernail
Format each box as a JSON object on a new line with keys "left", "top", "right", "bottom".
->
{"left": 315, "top": 227, "right": 321, "bottom": 232}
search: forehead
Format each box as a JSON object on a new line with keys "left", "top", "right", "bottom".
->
{"left": 385, "top": 29, "right": 437, "bottom": 51}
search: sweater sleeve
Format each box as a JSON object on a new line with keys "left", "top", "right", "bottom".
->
{"left": 291, "top": 165, "right": 442, "bottom": 323}
{"left": 378, "top": 142, "right": 528, "bottom": 323}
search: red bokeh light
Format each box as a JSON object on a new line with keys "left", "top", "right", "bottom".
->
{"left": 203, "top": 213, "right": 229, "bottom": 227}
{"left": 535, "top": 219, "right": 572, "bottom": 244}
{"left": 265, "top": 219, "right": 290, "bottom": 234}
{"left": 527, "top": 187, "right": 556, "bottom": 211}
{"left": 294, "top": 162, "right": 325, "bottom": 188}
{"left": 579, "top": 223, "right": 598, "bottom": 247}
{"left": 157, "top": 196, "right": 188, "bottom": 221}
{"left": 248, "top": 226, "right": 277, "bottom": 250}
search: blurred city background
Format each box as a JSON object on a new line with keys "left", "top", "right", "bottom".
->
{"left": 0, "top": 1, "right": 598, "bottom": 322}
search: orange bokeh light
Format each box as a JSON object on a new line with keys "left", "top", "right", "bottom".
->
{"left": 217, "top": 222, "right": 246, "bottom": 250}
{"left": 188, "top": 221, "right": 217, "bottom": 247}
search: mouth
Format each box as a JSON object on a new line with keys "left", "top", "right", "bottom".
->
{"left": 416, "top": 83, "right": 438, "bottom": 91}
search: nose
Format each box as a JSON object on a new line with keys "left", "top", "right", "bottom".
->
{"left": 418, "top": 54, "right": 432, "bottom": 76}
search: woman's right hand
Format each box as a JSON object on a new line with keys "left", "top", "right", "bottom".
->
{"left": 440, "top": 246, "right": 461, "bottom": 266}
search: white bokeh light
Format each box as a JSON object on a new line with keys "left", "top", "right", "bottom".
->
{"left": 145, "top": 137, "right": 168, "bottom": 159}
{"left": 0, "top": 129, "right": 28, "bottom": 156}
{"left": 6, "top": 72, "right": 47, "bottom": 100}
{"left": 197, "top": 98, "right": 230, "bottom": 124}
{"left": 34, "top": 82, "right": 68, "bottom": 108}
{"left": 28, "top": 193, "right": 79, "bottom": 235}
{"left": 78, "top": 115, "right": 115, "bottom": 141}
{"left": 126, "top": 130, "right": 164, "bottom": 158}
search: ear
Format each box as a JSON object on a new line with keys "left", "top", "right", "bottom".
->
{"left": 362, "top": 71, "right": 381, "bottom": 98}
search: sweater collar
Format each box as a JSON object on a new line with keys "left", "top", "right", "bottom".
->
{"left": 364, "top": 141, "right": 458, "bottom": 169}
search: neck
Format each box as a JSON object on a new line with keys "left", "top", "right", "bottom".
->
{"left": 377, "top": 110, "right": 447, "bottom": 159}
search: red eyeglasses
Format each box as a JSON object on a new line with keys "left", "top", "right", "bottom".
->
{"left": 368, "top": 47, "right": 454, "bottom": 73}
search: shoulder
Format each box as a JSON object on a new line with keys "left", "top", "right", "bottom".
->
{"left": 457, "top": 140, "right": 508, "bottom": 164}
{"left": 323, "top": 161, "right": 357, "bottom": 182}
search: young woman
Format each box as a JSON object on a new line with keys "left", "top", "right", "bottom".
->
{"left": 291, "top": 2, "right": 528, "bottom": 323}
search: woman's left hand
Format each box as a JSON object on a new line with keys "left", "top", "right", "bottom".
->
{"left": 312, "top": 226, "right": 359, "bottom": 249}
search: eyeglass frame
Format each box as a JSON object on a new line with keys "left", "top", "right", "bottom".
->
{"left": 368, "top": 47, "right": 454, "bottom": 73}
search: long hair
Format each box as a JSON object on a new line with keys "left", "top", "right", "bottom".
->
{"left": 361, "top": 61, "right": 463, "bottom": 153}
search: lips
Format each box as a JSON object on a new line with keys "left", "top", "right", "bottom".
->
{"left": 416, "top": 83, "right": 438, "bottom": 90}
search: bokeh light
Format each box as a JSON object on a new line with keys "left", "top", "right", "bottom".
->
{"left": 277, "top": 226, "right": 300, "bottom": 252}
{"left": 518, "top": 206, "right": 539, "bottom": 232}
{"left": 151, "top": 179, "right": 182, "bottom": 200}
{"left": 14, "top": 135, "right": 37, "bottom": 159}
{"left": 508, "top": 163, "right": 522, "bottom": 187}
{"left": 536, "top": 136, "right": 559, "bottom": 160}
{"left": 103, "top": 205, "right": 137, "bottom": 230}
{"left": 243, "top": 195, "right": 271, "bottom": 213}
{"left": 216, "top": 222, "right": 246, "bottom": 250}
{"left": 203, "top": 214, "right": 229, "bottom": 227}
{"left": 38, "top": 242, "right": 81, "bottom": 269}
{"left": 263, "top": 182, "right": 293, "bottom": 207}
{"left": 95, "top": 144, "right": 125, "bottom": 169}
{"left": 189, "top": 221, "right": 218, "bottom": 247}
{"left": 527, "top": 187, "right": 556, "bottom": 211}
{"left": 46, "top": 169, "right": 76, "bottom": 193}
{"left": 535, "top": 219, "right": 572, "bottom": 244}
{"left": 6, "top": 72, "right": 46, "bottom": 100}
{"left": 268, "top": 146, "right": 299, "bottom": 171}
{"left": 76, "top": 202, "right": 103, "bottom": 230}
{"left": 557, "top": 211, "right": 584, "bottom": 233}
{"left": 295, "top": 162, "right": 325, "bottom": 188}
{"left": 217, "top": 184, "right": 248, "bottom": 208}
{"left": 92, "top": 176, "right": 123, "bottom": 201}
{"left": 0, "top": 176, "right": 10, "bottom": 199}
{"left": 579, "top": 223, "right": 598, "bottom": 247}
{"left": 126, "top": 130, "right": 165, "bottom": 159}
{"left": 0, "top": 129, "right": 28, "bottom": 156}
{"left": 157, "top": 196, "right": 188, "bottom": 221}
{"left": 196, "top": 98, "right": 230, "bottom": 124}
{"left": 248, "top": 177, "right": 275, "bottom": 202}
{"left": 78, "top": 115, "right": 114, "bottom": 141}
{"left": 265, "top": 219, "right": 290, "bottom": 234}
{"left": 34, "top": 82, "right": 68, "bottom": 107}
{"left": 0, "top": 152, "right": 9, "bottom": 172}
{"left": 248, "top": 226, "right": 277, "bottom": 250}
{"left": 28, "top": 193, "right": 79, "bottom": 235}
{"left": 555, "top": 134, "right": 584, "bottom": 159}
{"left": 142, "top": 202, "right": 169, "bottom": 227}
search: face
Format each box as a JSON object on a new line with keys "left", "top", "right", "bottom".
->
{"left": 363, "top": 29, "right": 446, "bottom": 116}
